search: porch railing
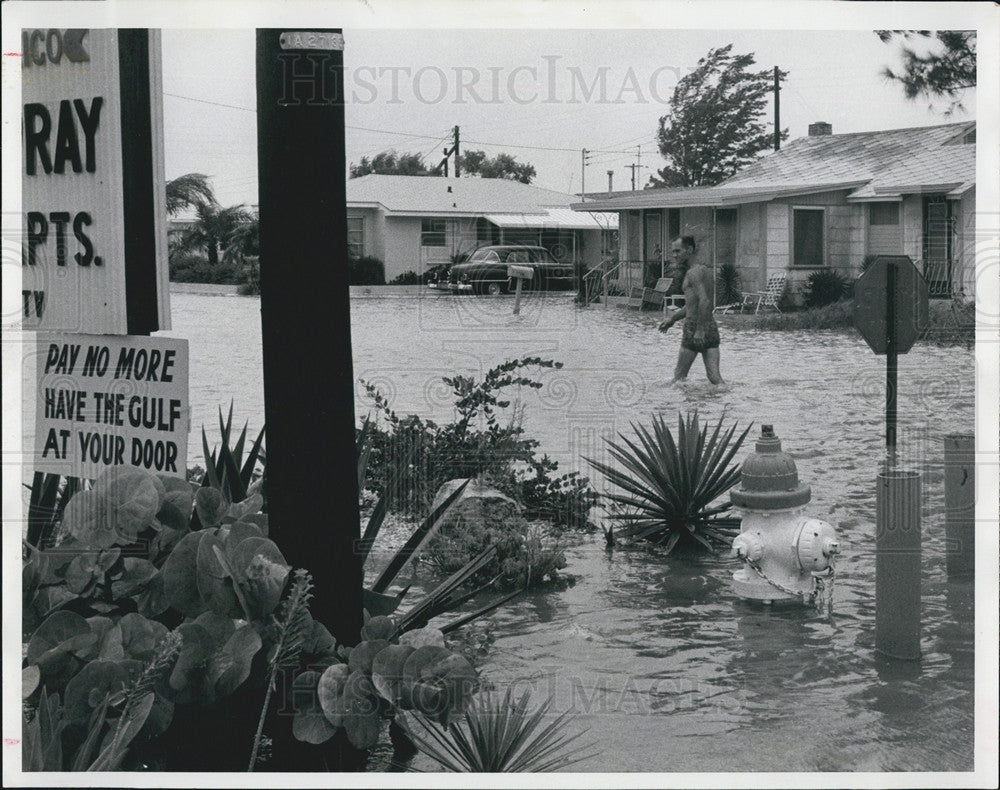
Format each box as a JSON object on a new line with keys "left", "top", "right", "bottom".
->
{"left": 582, "top": 259, "right": 659, "bottom": 305}
{"left": 921, "top": 258, "right": 953, "bottom": 298}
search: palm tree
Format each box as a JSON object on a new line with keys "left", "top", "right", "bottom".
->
{"left": 175, "top": 202, "right": 256, "bottom": 266}
{"left": 223, "top": 212, "right": 260, "bottom": 264}
{"left": 165, "top": 173, "right": 217, "bottom": 216}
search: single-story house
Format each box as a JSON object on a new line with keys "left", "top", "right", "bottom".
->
{"left": 571, "top": 121, "right": 976, "bottom": 301}
{"left": 346, "top": 174, "right": 618, "bottom": 282}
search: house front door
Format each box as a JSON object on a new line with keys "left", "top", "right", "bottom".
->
{"left": 923, "top": 195, "right": 953, "bottom": 297}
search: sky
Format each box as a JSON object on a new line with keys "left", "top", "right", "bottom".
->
{"left": 160, "top": 26, "right": 978, "bottom": 209}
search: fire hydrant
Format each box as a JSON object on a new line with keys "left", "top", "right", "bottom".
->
{"left": 730, "top": 425, "right": 839, "bottom": 607}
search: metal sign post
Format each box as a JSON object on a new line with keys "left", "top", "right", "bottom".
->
{"left": 508, "top": 264, "right": 533, "bottom": 314}
{"left": 853, "top": 255, "right": 929, "bottom": 661}
{"left": 885, "top": 258, "right": 898, "bottom": 464}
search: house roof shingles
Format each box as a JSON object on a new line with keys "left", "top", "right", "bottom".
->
{"left": 573, "top": 121, "right": 976, "bottom": 210}
{"left": 346, "top": 174, "right": 581, "bottom": 216}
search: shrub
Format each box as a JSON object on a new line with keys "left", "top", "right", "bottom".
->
{"left": 804, "top": 268, "right": 849, "bottom": 309}
{"left": 21, "top": 407, "right": 507, "bottom": 771}
{"left": 388, "top": 270, "right": 422, "bottom": 285}
{"left": 350, "top": 255, "right": 386, "bottom": 285}
{"left": 400, "top": 686, "right": 593, "bottom": 772}
{"left": 360, "top": 358, "right": 598, "bottom": 530}
{"left": 423, "top": 510, "right": 567, "bottom": 589}
{"left": 716, "top": 262, "right": 741, "bottom": 305}
{"left": 168, "top": 251, "right": 246, "bottom": 284}
{"left": 238, "top": 256, "right": 261, "bottom": 295}
{"left": 587, "top": 411, "right": 750, "bottom": 553}
{"left": 776, "top": 278, "right": 798, "bottom": 312}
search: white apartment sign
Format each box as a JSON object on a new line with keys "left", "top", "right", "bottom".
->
{"left": 35, "top": 334, "right": 189, "bottom": 479}
{"left": 21, "top": 28, "right": 170, "bottom": 335}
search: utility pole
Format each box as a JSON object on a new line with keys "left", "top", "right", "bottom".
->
{"left": 625, "top": 163, "right": 639, "bottom": 191}
{"left": 774, "top": 66, "right": 781, "bottom": 151}
{"left": 581, "top": 148, "right": 587, "bottom": 202}
{"left": 637, "top": 144, "right": 642, "bottom": 185}
{"left": 438, "top": 126, "right": 461, "bottom": 177}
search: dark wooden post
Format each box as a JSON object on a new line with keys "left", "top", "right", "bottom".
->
{"left": 255, "top": 29, "right": 363, "bottom": 648}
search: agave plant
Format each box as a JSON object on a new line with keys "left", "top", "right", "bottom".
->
{"left": 400, "top": 687, "right": 593, "bottom": 772}
{"left": 587, "top": 411, "right": 751, "bottom": 553}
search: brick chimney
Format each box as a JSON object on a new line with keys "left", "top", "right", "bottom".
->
{"left": 808, "top": 122, "right": 833, "bottom": 137}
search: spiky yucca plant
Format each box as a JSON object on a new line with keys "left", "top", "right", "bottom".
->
{"left": 587, "top": 411, "right": 750, "bottom": 553}
{"left": 401, "top": 687, "right": 593, "bottom": 772}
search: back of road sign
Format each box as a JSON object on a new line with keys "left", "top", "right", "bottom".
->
{"left": 853, "top": 255, "right": 929, "bottom": 354}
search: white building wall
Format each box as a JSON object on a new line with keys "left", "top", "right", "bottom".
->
{"left": 765, "top": 202, "right": 790, "bottom": 277}
{"left": 382, "top": 216, "right": 424, "bottom": 281}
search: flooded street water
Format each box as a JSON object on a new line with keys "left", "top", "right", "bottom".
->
{"left": 158, "top": 290, "right": 976, "bottom": 772}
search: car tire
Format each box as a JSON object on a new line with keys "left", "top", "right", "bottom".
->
{"left": 486, "top": 281, "right": 504, "bottom": 296}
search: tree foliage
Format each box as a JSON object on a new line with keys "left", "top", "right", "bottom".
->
{"left": 349, "top": 148, "right": 536, "bottom": 183}
{"left": 649, "top": 45, "right": 786, "bottom": 188}
{"left": 349, "top": 151, "right": 434, "bottom": 178}
{"left": 876, "top": 30, "right": 976, "bottom": 114}
{"left": 459, "top": 150, "right": 536, "bottom": 183}
{"left": 165, "top": 173, "right": 216, "bottom": 216}
{"left": 166, "top": 174, "right": 257, "bottom": 268}
{"left": 173, "top": 202, "right": 257, "bottom": 267}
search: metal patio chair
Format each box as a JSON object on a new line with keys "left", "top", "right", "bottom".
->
{"left": 741, "top": 272, "right": 787, "bottom": 314}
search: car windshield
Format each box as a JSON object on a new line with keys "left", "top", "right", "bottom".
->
{"left": 469, "top": 247, "right": 556, "bottom": 263}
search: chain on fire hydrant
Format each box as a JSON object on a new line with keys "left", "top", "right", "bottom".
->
{"left": 730, "top": 425, "right": 839, "bottom": 610}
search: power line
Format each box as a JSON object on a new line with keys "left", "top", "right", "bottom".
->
{"left": 165, "top": 91, "right": 648, "bottom": 156}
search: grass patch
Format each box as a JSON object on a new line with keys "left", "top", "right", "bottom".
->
{"left": 749, "top": 298, "right": 975, "bottom": 348}
{"left": 751, "top": 300, "right": 854, "bottom": 330}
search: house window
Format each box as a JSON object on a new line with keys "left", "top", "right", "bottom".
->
{"left": 347, "top": 216, "right": 364, "bottom": 259}
{"left": 868, "top": 202, "right": 899, "bottom": 226}
{"left": 421, "top": 218, "right": 446, "bottom": 246}
{"left": 792, "top": 208, "right": 824, "bottom": 267}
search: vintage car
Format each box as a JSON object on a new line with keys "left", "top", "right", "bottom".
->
{"left": 430, "top": 245, "right": 575, "bottom": 295}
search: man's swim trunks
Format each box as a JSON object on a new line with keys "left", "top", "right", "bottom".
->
{"left": 681, "top": 319, "right": 721, "bottom": 352}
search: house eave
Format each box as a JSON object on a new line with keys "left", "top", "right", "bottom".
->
{"left": 571, "top": 181, "right": 869, "bottom": 212}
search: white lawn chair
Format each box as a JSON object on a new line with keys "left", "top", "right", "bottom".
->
{"left": 741, "top": 272, "right": 787, "bottom": 314}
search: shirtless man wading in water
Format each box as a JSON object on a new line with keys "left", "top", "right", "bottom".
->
{"left": 657, "top": 235, "right": 724, "bottom": 385}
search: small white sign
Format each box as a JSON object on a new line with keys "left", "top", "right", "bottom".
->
{"left": 279, "top": 31, "right": 345, "bottom": 51}
{"left": 35, "top": 333, "right": 189, "bottom": 478}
